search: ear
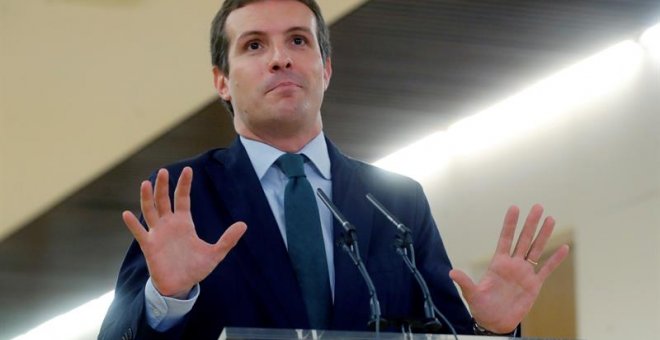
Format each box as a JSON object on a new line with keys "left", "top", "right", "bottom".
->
{"left": 323, "top": 57, "right": 332, "bottom": 90}
{"left": 213, "top": 66, "right": 232, "bottom": 101}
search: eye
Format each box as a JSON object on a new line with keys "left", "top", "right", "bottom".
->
{"left": 292, "top": 36, "right": 306, "bottom": 46}
{"left": 246, "top": 41, "right": 262, "bottom": 51}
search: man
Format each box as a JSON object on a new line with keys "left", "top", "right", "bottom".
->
{"left": 99, "top": 1, "right": 569, "bottom": 339}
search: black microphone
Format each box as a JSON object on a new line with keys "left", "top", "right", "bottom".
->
{"left": 366, "top": 193, "right": 458, "bottom": 338}
{"left": 316, "top": 189, "right": 358, "bottom": 246}
{"left": 316, "top": 189, "right": 387, "bottom": 333}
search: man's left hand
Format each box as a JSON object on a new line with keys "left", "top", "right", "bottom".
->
{"left": 449, "top": 204, "right": 570, "bottom": 334}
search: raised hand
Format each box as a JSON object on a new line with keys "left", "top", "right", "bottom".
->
{"left": 449, "top": 204, "right": 570, "bottom": 334}
{"left": 122, "top": 167, "right": 247, "bottom": 299}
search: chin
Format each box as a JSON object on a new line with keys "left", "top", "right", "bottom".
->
{"left": 270, "top": 103, "right": 309, "bottom": 119}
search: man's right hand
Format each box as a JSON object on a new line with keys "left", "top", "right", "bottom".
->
{"left": 122, "top": 167, "right": 247, "bottom": 299}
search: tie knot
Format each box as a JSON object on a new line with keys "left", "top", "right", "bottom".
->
{"left": 276, "top": 153, "right": 306, "bottom": 178}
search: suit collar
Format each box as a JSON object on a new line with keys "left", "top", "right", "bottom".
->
{"left": 239, "top": 133, "right": 331, "bottom": 181}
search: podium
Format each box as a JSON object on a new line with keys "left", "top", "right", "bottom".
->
{"left": 219, "top": 327, "right": 568, "bottom": 339}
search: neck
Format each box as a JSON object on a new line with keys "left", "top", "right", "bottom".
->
{"left": 235, "top": 113, "right": 323, "bottom": 152}
{"left": 238, "top": 127, "right": 322, "bottom": 153}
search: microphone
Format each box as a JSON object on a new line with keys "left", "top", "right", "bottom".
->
{"left": 316, "top": 189, "right": 387, "bottom": 333}
{"left": 316, "top": 189, "right": 358, "bottom": 246}
{"left": 366, "top": 193, "right": 458, "bottom": 338}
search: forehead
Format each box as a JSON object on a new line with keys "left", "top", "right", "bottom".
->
{"left": 224, "top": 0, "right": 318, "bottom": 41}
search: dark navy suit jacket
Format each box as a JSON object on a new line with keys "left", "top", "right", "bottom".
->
{"left": 99, "top": 138, "right": 473, "bottom": 339}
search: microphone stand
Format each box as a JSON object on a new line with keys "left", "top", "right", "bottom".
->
{"left": 316, "top": 189, "right": 386, "bottom": 335}
{"left": 366, "top": 194, "right": 459, "bottom": 340}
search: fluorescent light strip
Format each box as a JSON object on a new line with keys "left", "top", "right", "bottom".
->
{"left": 640, "top": 22, "right": 660, "bottom": 60}
{"left": 12, "top": 291, "right": 114, "bottom": 340}
{"left": 373, "top": 131, "right": 452, "bottom": 180}
{"left": 447, "top": 40, "right": 643, "bottom": 156}
{"left": 374, "top": 40, "right": 645, "bottom": 180}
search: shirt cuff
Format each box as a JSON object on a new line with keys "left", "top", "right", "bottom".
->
{"left": 144, "top": 277, "right": 200, "bottom": 332}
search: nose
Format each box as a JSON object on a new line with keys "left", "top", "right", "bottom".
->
{"left": 268, "top": 46, "right": 292, "bottom": 72}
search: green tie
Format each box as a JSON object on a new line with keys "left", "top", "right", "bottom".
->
{"left": 276, "top": 153, "right": 331, "bottom": 329}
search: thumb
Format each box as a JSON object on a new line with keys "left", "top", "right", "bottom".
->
{"left": 449, "top": 268, "right": 476, "bottom": 301}
{"left": 213, "top": 221, "right": 247, "bottom": 261}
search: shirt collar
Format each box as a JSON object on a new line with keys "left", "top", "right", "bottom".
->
{"left": 240, "top": 132, "right": 331, "bottom": 180}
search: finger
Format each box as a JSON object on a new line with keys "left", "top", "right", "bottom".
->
{"left": 495, "top": 205, "right": 520, "bottom": 256}
{"left": 122, "top": 210, "right": 148, "bottom": 244}
{"left": 525, "top": 216, "right": 555, "bottom": 262}
{"left": 449, "top": 269, "right": 477, "bottom": 302}
{"left": 537, "top": 244, "right": 570, "bottom": 281}
{"left": 512, "top": 204, "right": 543, "bottom": 258}
{"left": 140, "top": 180, "right": 159, "bottom": 227}
{"left": 154, "top": 169, "right": 172, "bottom": 217}
{"left": 212, "top": 222, "right": 248, "bottom": 261}
{"left": 174, "top": 167, "right": 193, "bottom": 212}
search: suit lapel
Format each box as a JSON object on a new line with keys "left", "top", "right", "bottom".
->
{"left": 204, "top": 139, "right": 308, "bottom": 327}
{"left": 326, "top": 140, "right": 375, "bottom": 328}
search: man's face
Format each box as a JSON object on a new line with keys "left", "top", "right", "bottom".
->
{"left": 214, "top": 0, "right": 332, "bottom": 143}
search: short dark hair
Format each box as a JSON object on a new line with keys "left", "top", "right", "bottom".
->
{"left": 210, "top": 0, "right": 332, "bottom": 114}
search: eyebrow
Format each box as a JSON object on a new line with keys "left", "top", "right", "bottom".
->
{"left": 235, "top": 26, "right": 315, "bottom": 43}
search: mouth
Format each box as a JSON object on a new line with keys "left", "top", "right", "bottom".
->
{"left": 266, "top": 80, "right": 302, "bottom": 94}
{"left": 269, "top": 82, "right": 301, "bottom": 92}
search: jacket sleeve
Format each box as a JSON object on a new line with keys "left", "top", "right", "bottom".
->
{"left": 98, "top": 239, "right": 191, "bottom": 340}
